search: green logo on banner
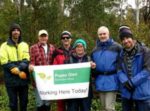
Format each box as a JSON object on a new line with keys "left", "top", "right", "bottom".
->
{"left": 54, "top": 67, "right": 90, "bottom": 84}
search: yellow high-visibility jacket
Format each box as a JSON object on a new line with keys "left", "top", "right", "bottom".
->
{"left": 0, "top": 38, "right": 30, "bottom": 86}
{"left": 0, "top": 42, "right": 29, "bottom": 65}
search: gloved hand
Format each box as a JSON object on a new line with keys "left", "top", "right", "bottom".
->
{"left": 10, "top": 67, "right": 20, "bottom": 75}
{"left": 124, "top": 81, "right": 134, "bottom": 92}
{"left": 19, "top": 71, "right": 27, "bottom": 79}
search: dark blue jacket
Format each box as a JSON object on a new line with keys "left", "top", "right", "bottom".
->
{"left": 118, "top": 42, "right": 150, "bottom": 100}
{"left": 91, "top": 38, "right": 121, "bottom": 91}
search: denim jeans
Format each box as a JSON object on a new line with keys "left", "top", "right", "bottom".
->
{"left": 66, "top": 97, "right": 92, "bottom": 111}
{"left": 122, "top": 98, "right": 136, "bottom": 111}
{"left": 122, "top": 98, "right": 150, "bottom": 111}
{"left": 135, "top": 99, "right": 150, "bottom": 111}
{"left": 6, "top": 85, "right": 29, "bottom": 111}
{"left": 66, "top": 86, "right": 92, "bottom": 111}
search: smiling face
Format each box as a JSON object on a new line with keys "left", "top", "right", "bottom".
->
{"left": 121, "top": 37, "right": 135, "bottom": 49}
{"left": 97, "top": 26, "right": 109, "bottom": 42}
{"left": 61, "top": 34, "right": 72, "bottom": 47}
{"left": 38, "top": 34, "right": 48, "bottom": 45}
{"left": 75, "top": 44, "right": 85, "bottom": 56}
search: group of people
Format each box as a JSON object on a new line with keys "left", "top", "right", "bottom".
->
{"left": 0, "top": 23, "right": 150, "bottom": 111}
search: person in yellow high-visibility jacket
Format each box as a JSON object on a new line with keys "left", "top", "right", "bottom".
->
{"left": 0, "top": 23, "right": 30, "bottom": 111}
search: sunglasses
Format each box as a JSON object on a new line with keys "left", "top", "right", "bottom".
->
{"left": 61, "top": 37, "right": 70, "bottom": 40}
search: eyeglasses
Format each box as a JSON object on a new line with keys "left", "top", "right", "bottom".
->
{"left": 61, "top": 37, "right": 70, "bottom": 40}
{"left": 99, "top": 33, "right": 106, "bottom": 36}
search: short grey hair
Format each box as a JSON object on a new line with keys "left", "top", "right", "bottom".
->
{"left": 97, "top": 26, "right": 109, "bottom": 35}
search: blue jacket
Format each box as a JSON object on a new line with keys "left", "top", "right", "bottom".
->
{"left": 118, "top": 42, "right": 150, "bottom": 100}
{"left": 91, "top": 38, "right": 121, "bottom": 91}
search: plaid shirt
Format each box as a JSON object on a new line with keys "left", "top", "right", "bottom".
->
{"left": 30, "top": 42, "right": 55, "bottom": 65}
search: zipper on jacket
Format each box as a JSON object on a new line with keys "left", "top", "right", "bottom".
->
{"left": 15, "top": 44, "right": 19, "bottom": 61}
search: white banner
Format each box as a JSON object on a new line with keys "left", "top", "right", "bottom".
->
{"left": 33, "top": 62, "right": 91, "bottom": 100}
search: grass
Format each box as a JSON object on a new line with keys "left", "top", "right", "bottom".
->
{"left": 0, "top": 83, "right": 122, "bottom": 111}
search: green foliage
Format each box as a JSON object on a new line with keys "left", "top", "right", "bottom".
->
{"left": 122, "top": 10, "right": 150, "bottom": 47}
{"left": 0, "top": 84, "right": 9, "bottom": 111}
{"left": 0, "top": 0, "right": 149, "bottom": 49}
{"left": 0, "top": 0, "right": 18, "bottom": 43}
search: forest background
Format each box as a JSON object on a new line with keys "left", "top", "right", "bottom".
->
{"left": 0, "top": 0, "right": 150, "bottom": 110}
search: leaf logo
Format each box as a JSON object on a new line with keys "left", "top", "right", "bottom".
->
{"left": 47, "top": 76, "right": 51, "bottom": 80}
{"left": 38, "top": 72, "right": 51, "bottom": 80}
{"left": 38, "top": 73, "right": 46, "bottom": 79}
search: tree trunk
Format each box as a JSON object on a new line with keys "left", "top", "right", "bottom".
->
{"left": 135, "top": 0, "right": 140, "bottom": 28}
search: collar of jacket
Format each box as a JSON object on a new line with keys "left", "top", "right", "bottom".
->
{"left": 121, "top": 41, "right": 143, "bottom": 58}
{"left": 7, "top": 37, "right": 22, "bottom": 46}
{"left": 96, "top": 38, "right": 113, "bottom": 47}
{"left": 56, "top": 46, "right": 73, "bottom": 54}
{"left": 37, "top": 42, "right": 49, "bottom": 47}
{"left": 134, "top": 42, "right": 145, "bottom": 56}
{"left": 60, "top": 46, "right": 73, "bottom": 51}
{"left": 71, "top": 52, "right": 87, "bottom": 61}
{"left": 123, "top": 43, "right": 137, "bottom": 57}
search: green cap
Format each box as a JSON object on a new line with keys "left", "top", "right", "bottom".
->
{"left": 73, "top": 39, "right": 87, "bottom": 49}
